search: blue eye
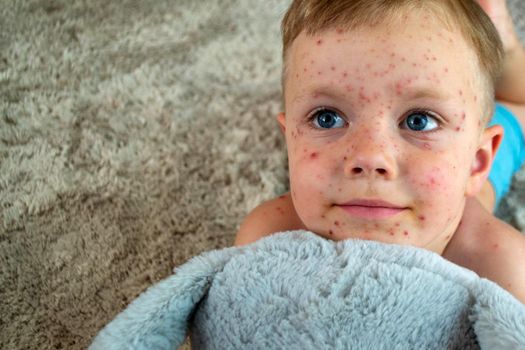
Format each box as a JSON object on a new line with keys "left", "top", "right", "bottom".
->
{"left": 311, "top": 109, "right": 346, "bottom": 129}
{"left": 402, "top": 111, "right": 439, "bottom": 132}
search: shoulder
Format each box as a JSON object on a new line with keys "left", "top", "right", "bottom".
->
{"left": 478, "top": 217, "right": 525, "bottom": 303}
{"left": 233, "top": 192, "right": 306, "bottom": 247}
{"left": 446, "top": 198, "right": 525, "bottom": 303}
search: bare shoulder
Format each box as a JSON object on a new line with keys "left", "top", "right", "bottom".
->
{"left": 233, "top": 192, "right": 306, "bottom": 247}
{"left": 446, "top": 198, "right": 525, "bottom": 303}
{"left": 477, "top": 216, "right": 525, "bottom": 304}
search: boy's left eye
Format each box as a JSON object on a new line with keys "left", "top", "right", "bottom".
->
{"left": 401, "top": 111, "right": 439, "bottom": 132}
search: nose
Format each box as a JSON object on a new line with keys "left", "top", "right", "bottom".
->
{"left": 343, "top": 137, "right": 398, "bottom": 180}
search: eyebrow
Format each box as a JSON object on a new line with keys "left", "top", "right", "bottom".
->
{"left": 402, "top": 85, "right": 450, "bottom": 100}
{"left": 291, "top": 83, "right": 450, "bottom": 104}
{"left": 291, "top": 86, "right": 348, "bottom": 104}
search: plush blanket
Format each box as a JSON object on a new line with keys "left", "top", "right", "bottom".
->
{"left": 90, "top": 231, "right": 525, "bottom": 349}
{"left": 1, "top": 0, "right": 525, "bottom": 349}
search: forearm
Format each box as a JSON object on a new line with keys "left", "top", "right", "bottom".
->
{"left": 495, "top": 42, "right": 525, "bottom": 105}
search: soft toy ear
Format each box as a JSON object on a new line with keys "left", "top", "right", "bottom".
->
{"left": 89, "top": 246, "right": 242, "bottom": 350}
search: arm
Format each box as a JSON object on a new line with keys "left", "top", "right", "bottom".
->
{"left": 496, "top": 44, "right": 525, "bottom": 105}
{"left": 477, "top": 0, "right": 525, "bottom": 104}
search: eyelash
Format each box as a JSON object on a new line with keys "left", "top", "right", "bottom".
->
{"left": 305, "top": 107, "right": 442, "bottom": 132}
{"left": 400, "top": 108, "right": 442, "bottom": 133}
{"left": 306, "top": 107, "right": 347, "bottom": 129}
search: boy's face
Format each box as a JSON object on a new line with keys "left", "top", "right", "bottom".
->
{"left": 278, "top": 13, "right": 498, "bottom": 253}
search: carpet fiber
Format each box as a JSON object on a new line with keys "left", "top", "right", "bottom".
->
{"left": 1, "top": 1, "right": 524, "bottom": 349}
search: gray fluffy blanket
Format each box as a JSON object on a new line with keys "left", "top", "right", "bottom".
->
{"left": 1, "top": 1, "right": 524, "bottom": 349}
{"left": 91, "top": 231, "right": 525, "bottom": 349}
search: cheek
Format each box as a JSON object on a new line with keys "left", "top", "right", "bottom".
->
{"left": 407, "top": 158, "right": 466, "bottom": 222}
{"left": 289, "top": 145, "right": 333, "bottom": 186}
{"left": 288, "top": 143, "right": 339, "bottom": 211}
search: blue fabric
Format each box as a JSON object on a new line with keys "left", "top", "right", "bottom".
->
{"left": 488, "top": 103, "right": 525, "bottom": 207}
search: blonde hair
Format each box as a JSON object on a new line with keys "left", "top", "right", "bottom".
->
{"left": 281, "top": 0, "right": 504, "bottom": 120}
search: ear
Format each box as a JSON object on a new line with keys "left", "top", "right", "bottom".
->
{"left": 465, "top": 125, "right": 504, "bottom": 197}
{"left": 276, "top": 112, "right": 286, "bottom": 134}
{"left": 89, "top": 247, "right": 242, "bottom": 350}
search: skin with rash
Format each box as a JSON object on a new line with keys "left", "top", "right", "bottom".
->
{"left": 236, "top": 3, "right": 525, "bottom": 304}
{"left": 280, "top": 13, "right": 492, "bottom": 255}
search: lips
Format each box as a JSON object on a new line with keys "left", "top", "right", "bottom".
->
{"left": 338, "top": 199, "right": 407, "bottom": 219}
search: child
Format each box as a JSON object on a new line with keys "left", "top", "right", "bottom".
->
{"left": 235, "top": 0, "right": 525, "bottom": 303}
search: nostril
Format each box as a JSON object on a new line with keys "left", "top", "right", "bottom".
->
{"left": 352, "top": 167, "right": 363, "bottom": 175}
{"left": 377, "top": 168, "right": 387, "bottom": 175}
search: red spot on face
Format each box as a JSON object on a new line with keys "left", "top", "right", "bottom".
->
{"left": 389, "top": 229, "right": 395, "bottom": 236}
{"left": 328, "top": 229, "right": 334, "bottom": 235}
{"left": 310, "top": 152, "right": 318, "bottom": 159}
{"left": 334, "top": 221, "right": 340, "bottom": 226}
{"left": 423, "top": 143, "right": 432, "bottom": 150}
{"left": 317, "top": 39, "right": 323, "bottom": 46}
{"left": 461, "top": 112, "right": 466, "bottom": 120}
{"left": 418, "top": 215, "right": 426, "bottom": 221}
{"left": 403, "top": 231, "right": 409, "bottom": 236}
{"left": 459, "top": 90, "right": 463, "bottom": 96}
{"left": 455, "top": 127, "right": 461, "bottom": 132}
{"left": 343, "top": 72, "right": 348, "bottom": 78}
{"left": 493, "top": 244, "right": 499, "bottom": 249}
{"left": 331, "top": 66, "right": 336, "bottom": 71}
{"left": 336, "top": 28, "right": 344, "bottom": 34}
{"left": 395, "top": 222, "right": 400, "bottom": 227}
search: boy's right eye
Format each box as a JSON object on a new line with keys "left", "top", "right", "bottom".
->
{"left": 309, "top": 108, "right": 346, "bottom": 129}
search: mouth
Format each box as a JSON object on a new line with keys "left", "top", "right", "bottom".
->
{"left": 337, "top": 199, "right": 407, "bottom": 220}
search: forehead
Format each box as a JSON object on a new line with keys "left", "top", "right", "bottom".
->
{"left": 284, "top": 14, "right": 482, "bottom": 108}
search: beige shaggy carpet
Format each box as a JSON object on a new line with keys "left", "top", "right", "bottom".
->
{"left": 1, "top": 1, "right": 524, "bottom": 349}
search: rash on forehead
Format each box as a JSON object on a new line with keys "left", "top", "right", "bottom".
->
{"left": 285, "top": 19, "right": 486, "bottom": 125}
